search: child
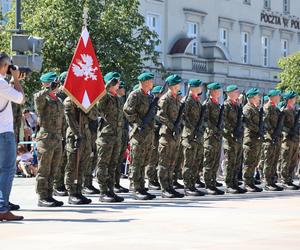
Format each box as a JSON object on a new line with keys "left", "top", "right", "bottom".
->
{"left": 16, "top": 145, "right": 37, "bottom": 177}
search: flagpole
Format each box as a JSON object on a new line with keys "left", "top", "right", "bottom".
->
{"left": 74, "top": 6, "right": 89, "bottom": 188}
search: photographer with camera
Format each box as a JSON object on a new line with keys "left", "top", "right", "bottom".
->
{"left": 0, "top": 52, "right": 25, "bottom": 221}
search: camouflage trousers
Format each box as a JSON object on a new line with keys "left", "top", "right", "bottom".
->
{"left": 83, "top": 132, "right": 97, "bottom": 187}
{"left": 223, "top": 138, "right": 243, "bottom": 188}
{"left": 53, "top": 148, "right": 67, "bottom": 189}
{"left": 263, "top": 140, "right": 281, "bottom": 185}
{"left": 96, "top": 135, "right": 121, "bottom": 193}
{"left": 172, "top": 138, "right": 183, "bottom": 182}
{"left": 182, "top": 138, "right": 203, "bottom": 189}
{"left": 157, "top": 133, "right": 178, "bottom": 192}
{"left": 115, "top": 130, "right": 129, "bottom": 186}
{"left": 129, "top": 132, "right": 153, "bottom": 191}
{"left": 280, "top": 138, "right": 299, "bottom": 183}
{"left": 146, "top": 131, "right": 159, "bottom": 184}
{"left": 243, "top": 139, "right": 262, "bottom": 185}
{"left": 36, "top": 138, "right": 62, "bottom": 199}
{"left": 65, "top": 138, "right": 91, "bottom": 195}
{"left": 203, "top": 136, "right": 222, "bottom": 188}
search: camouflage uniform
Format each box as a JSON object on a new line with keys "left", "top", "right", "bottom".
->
{"left": 203, "top": 98, "right": 223, "bottom": 189}
{"left": 64, "top": 97, "right": 97, "bottom": 196}
{"left": 115, "top": 95, "right": 129, "bottom": 185}
{"left": 83, "top": 121, "right": 98, "bottom": 188}
{"left": 123, "top": 89, "right": 154, "bottom": 191}
{"left": 181, "top": 94, "right": 204, "bottom": 189}
{"left": 223, "top": 99, "right": 243, "bottom": 188}
{"left": 53, "top": 120, "right": 67, "bottom": 190}
{"left": 146, "top": 116, "right": 160, "bottom": 184}
{"left": 263, "top": 103, "right": 281, "bottom": 185}
{"left": 96, "top": 93, "right": 123, "bottom": 194}
{"left": 157, "top": 90, "right": 180, "bottom": 192}
{"left": 34, "top": 89, "right": 64, "bottom": 200}
{"left": 243, "top": 102, "right": 262, "bottom": 185}
{"left": 172, "top": 137, "right": 183, "bottom": 182}
{"left": 280, "top": 108, "right": 299, "bottom": 184}
{"left": 12, "top": 103, "right": 22, "bottom": 143}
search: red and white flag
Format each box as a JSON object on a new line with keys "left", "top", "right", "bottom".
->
{"left": 63, "top": 27, "right": 106, "bottom": 113}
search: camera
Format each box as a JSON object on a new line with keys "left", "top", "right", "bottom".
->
{"left": 7, "top": 64, "right": 32, "bottom": 75}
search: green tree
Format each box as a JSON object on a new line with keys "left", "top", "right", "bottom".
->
{"left": 1, "top": 0, "right": 162, "bottom": 97}
{"left": 277, "top": 52, "right": 300, "bottom": 93}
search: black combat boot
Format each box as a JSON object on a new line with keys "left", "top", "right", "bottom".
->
{"left": 173, "top": 181, "right": 184, "bottom": 189}
{"left": 53, "top": 186, "right": 68, "bottom": 196}
{"left": 82, "top": 185, "right": 100, "bottom": 195}
{"left": 245, "top": 184, "right": 263, "bottom": 192}
{"left": 133, "top": 189, "right": 155, "bottom": 200}
{"left": 225, "top": 186, "right": 240, "bottom": 194}
{"left": 216, "top": 181, "right": 223, "bottom": 187}
{"left": 206, "top": 186, "right": 225, "bottom": 195}
{"left": 9, "top": 202, "right": 20, "bottom": 211}
{"left": 169, "top": 188, "right": 184, "bottom": 198}
{"left": 114, "top": 184, "right": 129, "bottom": 193}
{"left": 195, "top": 179, "right": 206, "bottom": 188}
{"left": 100, "top": 191, "right": 124, "bottom": 202}
{"left": 68, "top": 194, "right": 91, "bottom": 205}
{"left": 38, "top": 197, "right": 63, "bottom": 207}
{"left": 264, "top": 183, "right": 284, "bottom": 192}
{"left": 148, "top": 181, "right": 161, "bottom": 190}
{"left": 161, "top": 189, "right": 176, "bottom": 198}
{"left": 184, "top": 187, "right": 205, "bottom": 197}
{"left": 282, "top": 182, "right": 299, "bottom": 190}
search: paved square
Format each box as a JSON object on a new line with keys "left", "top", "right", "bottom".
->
{"left": 1, "top": 178, "right": 300, "bottom": 250}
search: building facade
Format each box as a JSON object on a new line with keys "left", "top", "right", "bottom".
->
{"left": 140, "top": 0, "right": 300, "bottom": 92}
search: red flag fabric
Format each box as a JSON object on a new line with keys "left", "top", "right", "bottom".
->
{"left": 63, "top": 27, "right": 106, "bottom": 113}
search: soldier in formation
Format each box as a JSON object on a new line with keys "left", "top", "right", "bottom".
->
{"left": 34, "top": 69, "right": 300, "bottom": 206}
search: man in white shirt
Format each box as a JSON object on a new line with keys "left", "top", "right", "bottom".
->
{"left": 0, "top": 52, "right": 25, "bottom": 221}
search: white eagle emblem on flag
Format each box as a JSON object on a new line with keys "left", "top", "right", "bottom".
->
{"left": 72, "top": 54, "right": 98, "bottom": 81}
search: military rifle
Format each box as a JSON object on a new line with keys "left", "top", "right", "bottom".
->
{"left": 272, "top": 102, "right": 287, "bottom": 143}
{"left": 172, "top": 85, "right": 191, "bottom": 138}
{"left": 193, "top": 93, "right": 207, "bottom": 140}
{"left": 215, "top": 92, "right": 225, "bottom": 137}
{"left": 288, "top": 108, "right": 300, "bottom": 138}
{"left": 139, "top": 82, "right": 167, "bottom": 131}
{"left": 258, "top": 94, "right": 265, "bottom": 139}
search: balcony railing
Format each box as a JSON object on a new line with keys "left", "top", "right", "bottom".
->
{"left": 192, "top": 59, "right": 208, "bottom": 73}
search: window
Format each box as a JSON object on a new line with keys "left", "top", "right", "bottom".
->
{"left": 264, "top": 0, "right": 271, "bottom": 9}
{"left": 187, "top": 22, "right": 198, "bottom": 55}
{"left": 281, "top": 39, "right": 288, "bottom": 57}
{"left": 146, "top": 14, "right": 161, "bottom": 51}
{"left": 219, "top": 28, "right": 228, "bottom": 47}
{"left": 283, "top": 0, "right": 290, "bottom": 13}
{"left": 243, "top": 0, "right": 251, "bottom": 5}
{"left": 241, "top": 32, "right": 249, "bottom": 64}
{"left": 262, "top": 36, "right": 269, "bottom": 67}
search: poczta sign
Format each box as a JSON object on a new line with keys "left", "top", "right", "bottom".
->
{"left": 261, "top": 12, "right": 300, "bottom": 30}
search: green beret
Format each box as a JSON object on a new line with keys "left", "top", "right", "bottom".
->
{"left": 151, "top": 85, "right": 163, "bottom": 94}
{"left": 104, "top": 72, "right": 121, "bottom": 85}
{"left": 119, "top": 81, "right": 125, "bottom": 89}
{"left": 40, "top": 72, "right": 57, "bottom": 83}
{"left": 166, "top": 74, "right": 182, "bottom": 86}
{"left": 246, "top": 88, "right": 260, "bottom": 98}
{"left": 58, "top": 71, "right": 67, "bottom": 84}
{"left": 138, "top": 72, "right": 154, "bottom": 82}
{"left": 283, "top": 91, "right": 298, "bottom": 100}
{"left": 207, "top": 82, "right": 221, "bottom": 90}
{"left": 268, "top": 89, "right": 281, "bottom": 97}
{"left": 263, "top": 95, "right": 269, "bottom": 102}
{"left": 277, "top": 101, "right": 286, "bottom": 109}
{"left": 177, "top": 90, "right": 182, "bottom": 96}
{"left": 188, "top": 79, "right": 202, "bottom": 87}
{"left": 132, "top": 84, "right": 140, "bottom": 91}
{"left": 226, "top": 84, "right": 238, "bottom": 93}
